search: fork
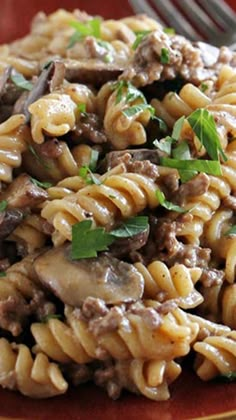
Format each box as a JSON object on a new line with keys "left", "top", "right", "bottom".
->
{"left": 129, "top": 0, "right": 236, "bottom": 48}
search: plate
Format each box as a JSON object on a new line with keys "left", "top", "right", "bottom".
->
{"left": 0, "top": 1, "right": 236, "bottom": 419}
{"left": 0, "top": 369, "right": 236, "bottom": 420}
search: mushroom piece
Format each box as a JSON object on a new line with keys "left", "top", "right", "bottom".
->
{"left": 33, "top": 245, "right": 144, "bottom": 306}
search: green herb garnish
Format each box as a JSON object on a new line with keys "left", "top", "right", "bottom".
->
{"left": 67, "top": 18, "right": 101, "bottom": 48}
{"left": 163, "top": 27, "right": 175, "bottom": 34}
{"left": 30, "top": 178, "right": 52, "bottom": 189}
{"left": 110, "top": 216, "right": 148, "bottom": 238}
{"left": 187, "top": 109, "right": 227, "bottom": 162}
{"left": 113, "top": 81, "right": 145, "bottom": 105}
{"left": 156, "top": 189, "right": 186, "bottom": 213}
{"left": 0, "top": 272, "right": 6, "bottom": 277}
{"left": 78, "top": 103, "right": 86, "bottom": 113}
{"left": 224, "top": 225, "right": 236, "bottom": 236}
{"left": 42, "top": 314, "right": 63, "bottom": 323}
{"left": 71, "top": 216, "right": 149, "bottom": 259}
{"left": 172, "top": 116, "right": 185, "bottom": 140}
{"left": 153, "top": 137, "right": 174, "bottom": 155}
{"left": 122, "top": 103, "right": 155, "bottom": 118}
{"left": 28, "top": 145, "right": 52, "bottom": 170}
{"left": 11, "top": 72, "right": 33, "bottom": 91}
{"left": 215, "top": 372, "right": 236, "bottom": 382}
{"left": 160, "top": 47, "right": 170, "bottom": 64}
{"left": 132, "top": 30, "right": 151, "bottom": 50}
{"left": 200, "top": 83, "right": 208, "bottom": 93}
{"left": 0, "top": 200, "right": 7, "bottom": 212}
{"left": 89, "top": 149, "right": 99, "bottom": 172}
{"left": 172, "top": 141, "right": 191, "bottom": 160}
{"left": 79, "top": 166, "right": 101, "bottom": 185}
{"left": 71, "top": 220, "right": 114, "bottom": 259}
{"left": 160, "top": 157, "right": 222, "bottom": 176}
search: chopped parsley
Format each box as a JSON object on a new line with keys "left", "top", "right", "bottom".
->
{"left": 200, "top": 83, "right": 208, "bottom": 93}
{"left": 30, "top": 178, "right": 52, "bottom": 189}
{"left": 71, "top": 216, "right": 149, "bottom": 259}
{"left": 187, "top": 109, "right": 227, "bottom": 162}
{"left": 153, "top": 137, "right": 174, "bottom": 155}
{"left": 11, "top": 72, "right": 33, "bottom": 91}
{"left": 67, "top": 18, "right": 101, "bottom": 48}
{"left": 132, "top": 30, "right": 151, "bottom": 50}
{"left": 42, "top": 314, "right": 63, "bottom": 323}
{"left": 28, "top": 145, "right": 52, "bottom": 170}
{"left": 122, "top": 103, "right": 155, "bottom": 118}
{"left": 160, "top": 157, "right": 222, "bottom": 176}
{"left": 78, "top": 103, "right": 86, "bottom": 113}
{"left": 113, "top": 80, "right": 145, "bottom": 105}
{"left": 163, "top": 27, "right": 175, "bottom": 34}
{"left": 0, "top": 272, "right": 6, "bottom": 277}
{"left": 172, "top": 116, "right": 185, "bottom": 141}
{"left": 156, "top": 189, "right": 186, "bottom": 213}
{"left": 0, "top": 200, "right": 8, "bottom": 212}
{"left": 224, "top": 225, "right": 236, "bottom": 236}
{"left": 215, "top": 372, "right": 236, "bottom": 382}
{"left": 160, "top": 47, "right": 170, "bottom": 64}
{"left": 79, "top": 166, "right": 101, "bottom": 185}
{"left": 89, "top": 149, "right": 99, "bottom": 172}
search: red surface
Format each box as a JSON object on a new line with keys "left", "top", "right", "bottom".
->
{"left": 0, "top": 1, "right": 236, "bottom": 419}
{"left": 0, "top": 0, "right": 235, "bottom": 44}
{"left": 0, "top": 369, "right": 236, "bottom": 420}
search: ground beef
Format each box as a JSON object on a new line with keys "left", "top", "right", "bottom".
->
{"left": 88, "top": 306, "right": 125, "bottom": 337}
{"left": 121, "top": 29, "right": 236, "bottom": 87}
{"left": 73, "top": 112, "right": 107, "bottom": 144}
{"left": 0, "top": 295, "right": 30, "bottom": 336}
{"left": 39, "top": 138, "right": 63, "bottom": 159}
{"left": 65, "top": 363, "right": 93, "bottom": 386}
{"left": 102, "top": 149, "right": 163, "bottom": 172}
{"left": 174, "top": 173, "right": 210, "bottom": 205}
{"left": 81, "top": 297, "right": 109, "bottom": 319}
{"left": 0, "top": 209, "right": 25, "bottom": 240}
{"left": 199, "top": 268, "right": 225, "bottom": 288}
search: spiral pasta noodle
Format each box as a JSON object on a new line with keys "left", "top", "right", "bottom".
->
{"left": 95, "top": 359, "right": 181, "bottom": 401}
{"left": 31, "top": 303, "right": 199, "bottom": 364}
{"left": 0, "top": 338, "right": 67, "bottom": 398}
{"left": 135, "top": 261, "right": 203, "bottom": 309}
{"left": 41, "top": 164, "right": 159, "bottom": 245}
{"left": 0, "top": 114, "right": 28, "bottom": 183}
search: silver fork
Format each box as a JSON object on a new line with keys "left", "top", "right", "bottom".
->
{"left": 129, "top": 0, "right": 236, "bottom": 48}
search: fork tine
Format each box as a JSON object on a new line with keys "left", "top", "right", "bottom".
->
{"left": 128, "top": 0, "right": 165, "bottom": 25}
{"left": 198, "top": 0, "right": 236, "bottom": 30}
{"left": 152, "top": 0, "right": 202, "bottom": 39}
{"left": 177, "top": 0, "right": 219, "bottom": 38}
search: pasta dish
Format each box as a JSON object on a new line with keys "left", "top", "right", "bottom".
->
{"left": 0, "top": 8, "right": 235, "bottom": 401}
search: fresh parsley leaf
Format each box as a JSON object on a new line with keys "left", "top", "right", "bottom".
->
{"left": 153, "top": 136, "right": 174, "bottom": 155}
{"left": 160, "top": 47, "right": 170, "bottom": 64}
{"left": 163, "top": 27, "right": 175, "bottom": 34}
{"left": 224, "top": 225, "right": 236, "bottom": 236}
{"left": 71, "top": 220, "right": 114, "bottom": 259}
{"left": 79, "top": 166, "right": 101, "bottom": 185}
{"left": 172, "top": 141, "right": 191, "bottom": 160}
{"left": 28, "top": 145, "right": 52, "bottom": 170}
{"left": 71, "top": 216, "right": 150, "bottom": 259}
{"left": 96, "top": 40, "right": 114, "bottom": 62}
{"left": 215, "top": 372, "right": 236, "bottom": 382}
{"left": 200, "top": 83, "right": 208, "bottom": 93}
{"left": 67, "top": 18, "right": 101, "bottom": 48}
{"left": 42, "top": 314, "right": 63, "bottom": 323}
{"left": 11, "top": 72, "right": 33, "bottom": 91}
{"left": 160, "top": 157, "right": 222, "bottom": 176}
{"left": 78, "top": 103, "right": 86, "bottom": 113}
{"left": 172, "top": 116, "right": 185, "bottom": 140}
{"left": 0, "top": 200, "right": 7, "bottom": 212}
{"left": 0, "top": 271, "right": 6, "bottom": 277}
{"left": 152, "top": 116, "right": 168, "bottom": 133}
{"left": 156, "top": 189, "right": 186, "bottom": 213}
{"left": 132, "top": 30, "right": 151, "bottom": 50}
{"left": 122, "top": 104, "right": 155, "bottom": 118}
{"left": 89, "top": 149, "right": 99, "bottom": 172}
{"left": 187, "top": 109, "right": 227, "bottom": 162}
{"left": 110, "top": 216, "right": 149, "bottom": 238}
{"left": 178, "top": 169, "right": 197, "bottom": 183}
{"left": 112, "top": 81, "right": 145, "bottom": 105}
{"left": 30, "top": 178, "right": 52, "bottom": 189}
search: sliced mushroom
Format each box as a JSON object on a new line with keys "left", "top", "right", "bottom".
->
{"left": 0, "top": 173, "right": 48, "bottom": 209}
{"left": 34, "top": 246, "right": 144, "bottom": 305}
{"left": 64, "top": 59, "right": 124, "bottom": 87}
